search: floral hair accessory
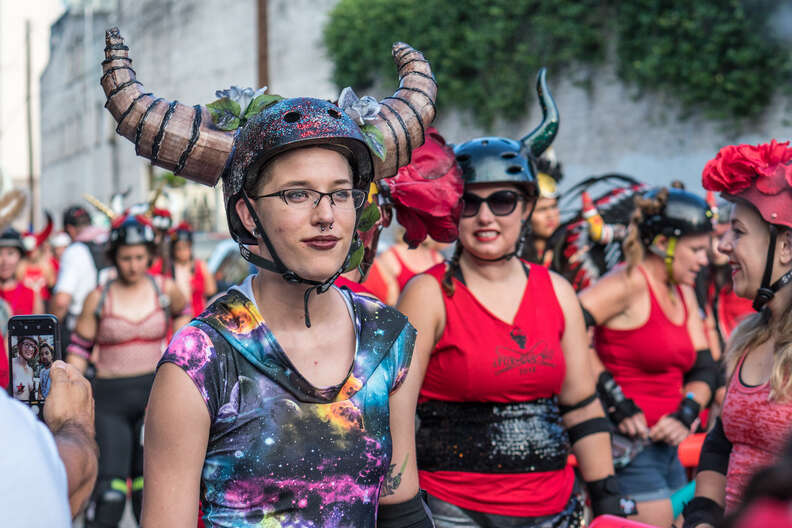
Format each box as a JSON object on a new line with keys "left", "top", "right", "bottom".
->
{"left": 703, "top": 140, "right": 792, "bottom": 195}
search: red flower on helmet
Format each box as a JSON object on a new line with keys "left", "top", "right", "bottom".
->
{"left": 381, "top": 129, "right": 464, "bottom": 248}
{"left": 703, "top": 140, "right": 792, "bottom": 196}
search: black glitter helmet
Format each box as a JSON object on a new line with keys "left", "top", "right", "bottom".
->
{"left": 638, "top": 188, "right": 714, "bottom": 247}
{"left": 224, "top": 97, "right": 374, "bottom": 246}
{"left": 0, "top": 228, "right": 25, "bottom": 254}
{"left": 453, "top": 68, "right": 558, "bottom": 199}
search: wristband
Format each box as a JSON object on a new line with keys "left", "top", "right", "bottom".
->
{"left": 671, "top": 394, "right": 700, "bottom": 429}
{"left": 682, "top": 497, "right": 724, "bottom": 528}
{"left": 596, "top": 371, "right": 642, "bottom": 424}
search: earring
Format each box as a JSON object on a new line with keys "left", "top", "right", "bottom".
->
{"left": 252, "top": 227, "right": 260, "bottom": 237}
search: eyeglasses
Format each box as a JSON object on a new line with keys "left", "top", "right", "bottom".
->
{"left": 251, "top": 188, "right": 367, "bottom": 210}
{"left": 462, "top": 190, "right": 523, "bottom": 218}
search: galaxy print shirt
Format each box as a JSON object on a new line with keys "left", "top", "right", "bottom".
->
{"left": 159, "top": 283, "right": 415, "bottom": 528}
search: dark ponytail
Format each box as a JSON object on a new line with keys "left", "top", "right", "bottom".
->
{"left": 441, "top": 243, "right": 464, "bottom": 297}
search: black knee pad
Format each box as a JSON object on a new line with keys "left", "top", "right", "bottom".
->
{"left": 86, "top": 477, "right": 127, "bottom": 527}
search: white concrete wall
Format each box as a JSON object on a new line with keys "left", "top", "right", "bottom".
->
{"left": 40, "top": 0, "right": 792, "bottom": 231}
{"left": 0, "top": 1, "right": 64, "bottom": 228}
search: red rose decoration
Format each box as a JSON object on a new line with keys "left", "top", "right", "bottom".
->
{"left": 381, "top": 128, "right": 464, "bottom": 248}
{"left": 703, "top": 140, "right": 792, "bottom": 196}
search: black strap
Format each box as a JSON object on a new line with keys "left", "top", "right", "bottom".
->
{"left": 670, "top": 397, "right": 701, "bottom": 429}
{"left": 238, "top": 192, "right": 343, "bottom": 328}
{"left": 559, "top": 393, "right": 598, "bottom": 414}
{"left": 752, "top": 225, "right": 792, "bottom": 311}
{"left": 567, "top": 417, "right": 612, "bottom": 444}
{"left": 682, "top": 497, "right": 724, "bottom": 528}
{"left": 377, "top": 490, "right": 435, "bottom": 528}
{"left": 596, "top": 371, "right": 642, "bottom": 424}
{"left": 581, "top": 303, "right": 597, "bottom": 328}
{"left": 697, "top": 417, "right": 732, "bottom": 475}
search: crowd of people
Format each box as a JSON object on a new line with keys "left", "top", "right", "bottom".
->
{"left": 1, "top": 26, "right": 792, "bottom": 528}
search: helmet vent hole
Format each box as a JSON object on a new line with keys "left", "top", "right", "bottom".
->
{"left": 480, "top": 139, "right": 489, "bottom": 146}
{"left": 501, "top": 152, "right": 517, "bottom": 159}
{"left": 456, "top": 154, "right": 471, "bottom": 163}
{"left": 327, "top": 108, "right": 342, "bottom": 119}
{"left": 284, "top": 111, "right": 301, "bottom": 123}
{"left": 506, "top": 165, "right": 523, "bottom": 174}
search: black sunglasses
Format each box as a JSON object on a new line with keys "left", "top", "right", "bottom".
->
{"left": 462, "top": 190, "right": 523, "bottom": 218}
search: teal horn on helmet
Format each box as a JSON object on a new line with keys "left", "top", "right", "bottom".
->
{"left": 520, "top": 68, "right": 559, "bottom": 160}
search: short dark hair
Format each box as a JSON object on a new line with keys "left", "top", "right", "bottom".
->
{"left": 63, "top": 206, "right": 91, "bottom": 228}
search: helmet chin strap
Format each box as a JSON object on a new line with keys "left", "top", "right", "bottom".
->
{"left": 648, "top": 235, "right": 678, "bottom": 285}
{"left": 239, "top": 193, "right": 346, "bottom": 328}
{"left": 753, "top": 225, "right": 792, "bottom": 312}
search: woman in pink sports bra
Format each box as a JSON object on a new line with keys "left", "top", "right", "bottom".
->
{"left": 684, "top": 140, "right": 792, "bottom": 528}
{"left": 65, "top": 214, "right": 187, "bottom": 528}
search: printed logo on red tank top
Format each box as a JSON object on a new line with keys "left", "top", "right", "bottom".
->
{"left": 494, "top": 327, "right": 555, "bottom": 376}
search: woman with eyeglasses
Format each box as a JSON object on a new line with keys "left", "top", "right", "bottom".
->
{"left": 397, "top": 72, "right": 630, "bottom": 527}
{"left": 100, "top": 29, "right": 438, "bottom": 527}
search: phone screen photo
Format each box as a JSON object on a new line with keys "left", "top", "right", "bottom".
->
{"left": 7, "top": 315, "right": 61, "bottom": 417}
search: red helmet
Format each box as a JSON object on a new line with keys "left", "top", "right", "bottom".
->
{"left": 702, "top": 140, "right": 792, "bottom": 311}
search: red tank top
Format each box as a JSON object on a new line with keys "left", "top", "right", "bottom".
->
{"left": 722, "top": 353, "right": 792, "bottom": 514}
{"left": 594, "top": 267, "right": 696, "bottom": 427}
{"left": 22, "top": 266, "right": 50, "bottom": 301}
{"left": 0, "top": 282, "right": 35, "bottom": 316}
{"left": 334, "top": 275, "right": 373, "bottom": 295}
{"left": 150, "top": 258, "right": 208, "bottom": 317}
{"left": 418, "top": 262, "right": 573, "bottom": 516}
{"left": 389, "top": 247, "right": 440, "bottom": 291}
{"left": 360, "top": 261, "right": 389, "bottom": 303}
{"left": 710, "top": 283, "right": 753, "bottom": 341}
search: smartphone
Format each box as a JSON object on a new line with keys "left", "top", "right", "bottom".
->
{"left": 7, "top": 315, "right": 61, "bottom": 416}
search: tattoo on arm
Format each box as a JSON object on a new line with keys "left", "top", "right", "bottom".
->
{"left": 380, "top": 455, "right": 409, "bottom": 497}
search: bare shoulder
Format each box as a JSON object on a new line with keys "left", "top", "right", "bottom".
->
{"left": 548, "top": 270, "right": 578, "bottom": 308}
{"left": 400, "top": 272, "right": 443, "bottom": 304}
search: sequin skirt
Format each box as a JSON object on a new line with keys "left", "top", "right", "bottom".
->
{"left": 416, "top": 397, "right": 571, "bottom": 473}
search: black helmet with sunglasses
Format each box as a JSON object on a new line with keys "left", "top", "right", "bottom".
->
{"left": 453, "top": 69, "right": 559, "bottom": 260}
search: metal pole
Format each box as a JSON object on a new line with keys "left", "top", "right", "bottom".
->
{"left": 257, "top": 0, "right": 269, "bottom": 89}
{"left": 25, "top": 19, "right": 35, "bottom": 227}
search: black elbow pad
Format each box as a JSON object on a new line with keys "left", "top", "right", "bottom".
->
{"left": 684, "top": 349, "right": 718, "bottom": 394}
{"left": 697, "top": 417, "right": 732, "bottom": 475}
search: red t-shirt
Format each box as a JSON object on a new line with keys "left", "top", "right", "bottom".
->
{"left": 418, "top": 261, "right": 574, "bottom": 517}
{"left": 594, "top": 267, "right": 696, "bottom": 427}
{"left": 0, "top": 282, "right": 36, "bottom": 316}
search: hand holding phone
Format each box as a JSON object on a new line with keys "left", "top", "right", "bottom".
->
{"left": 7, "top": 315, "right": 61, "bottom": 417}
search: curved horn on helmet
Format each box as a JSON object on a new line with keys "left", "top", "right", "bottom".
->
{"left": 369, "top": 42, "right": 438, "bottom": 181}
{"left": 520, "top": 68, "right": 559, "bottom": 159}
{"left": 101, "top": 27, "right": 233, "bottom": 187}
{"left": 33, "top": 212, "right": 54, "bottom": 248}
{"left": 0, "top": 190, "right": 27, "bottom": 232}
{"left": 83, "top": 194, "right": 116, "bottom": 220}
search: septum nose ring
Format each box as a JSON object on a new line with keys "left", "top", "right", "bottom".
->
{"left": 320, "top": 223, "right": 334, "bottom": 232}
